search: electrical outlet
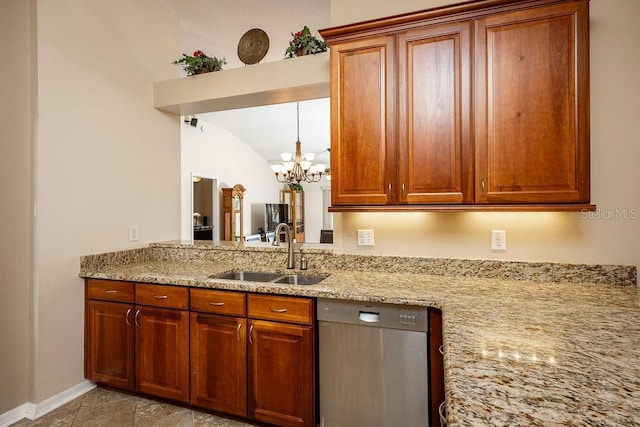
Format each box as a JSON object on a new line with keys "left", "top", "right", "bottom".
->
{"left": 491, "top": 230, "right": 506, "bottom": 250}
{"left": 357, "top": 229, "right": 375, "bottom": 246}
{"left": 128, "top": 225, "right": 139, "bottom": 242}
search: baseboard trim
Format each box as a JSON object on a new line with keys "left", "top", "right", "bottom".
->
{"left": 0, "top": 404, "right": 29, "bottom": 427}
{"left": 0, "top": 380, "right": 96, "bottom": 427}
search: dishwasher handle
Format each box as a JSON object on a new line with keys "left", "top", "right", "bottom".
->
{"left": 358, "top": 311, "right": 380, "bottom": 323}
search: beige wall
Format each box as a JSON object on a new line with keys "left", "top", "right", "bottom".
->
{"left": 331, "top": 0, "right": 460, "bottom": 26}
{"left": 330, "top": 0, "right": 640, "bottom": 269}
{"left": 30, "top": 0, "right": 180, "bottom": 405}
{"left": 0, "top": 0, "right": 36, "bottom": 414}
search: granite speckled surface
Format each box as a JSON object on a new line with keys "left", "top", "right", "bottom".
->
{"left": 79, "top": 241, "right": 639, "bottom": 426}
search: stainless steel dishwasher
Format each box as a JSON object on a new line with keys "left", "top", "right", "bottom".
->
{"left": 317, "top": 298, "right": 429, "bottom": 427}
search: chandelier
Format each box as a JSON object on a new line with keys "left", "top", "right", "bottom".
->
{"left": 271, "top": 102, "right": 326, "bottom": 184}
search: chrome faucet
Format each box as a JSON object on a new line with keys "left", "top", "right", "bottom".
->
{"left": 272, "top": 222, "right": 295, "bottom": 269}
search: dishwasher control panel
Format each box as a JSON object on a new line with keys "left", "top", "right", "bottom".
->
{"left": 317, "top": 298, "right": 428, "bottom": 332}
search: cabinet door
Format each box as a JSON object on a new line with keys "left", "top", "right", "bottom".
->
{"left": 190, "top": 313, "right": 247, "bottom": 417}
{"left": 135, "top": 306, "right": 190, "bottom": 402}
{"left": 429, "top": 308, "right": 446, "bottom": 427}
{"left": 475, "top": 1, "right": 590, "bottom": 204}
{"left": 248, "top": 319, "right": 315, "bottom": 427}
{"left": 397, "top": 21, "right": 473, "bottom": 204}
{"left": 86, "top": 300, "right": 134, "bottom": 391}
{"left": 330, "top": 35, "right": 396, "bottom": 205}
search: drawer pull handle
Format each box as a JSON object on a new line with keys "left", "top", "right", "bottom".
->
{"left": 125, "top": 308, "right": 131, "bottom": 326}
{"left": 103, "top": 290, "right": 117, "bottom": 294}
{"left": 236, "top": 323, "right": 242, "bottom": 342}
{"left": 438, "top": 401, "right": 447, "bottom": 426}
{"left": 439, "top": 344, "right": 444, "bottom": 356}
{"left": 153, "top": 295, "right": 168, "bottom": 299}
{"left": 269, "top": 307, "right": 288, "bottom": 313}
{"left": 209, "top": 301, "right": 225, "bottom": 306}
{"left": 249, "top": 324, "right": 254, "bottom": 345}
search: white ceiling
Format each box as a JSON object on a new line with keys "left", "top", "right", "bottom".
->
{"left": 156, "top": 0, "right": 332, "bottom": 166}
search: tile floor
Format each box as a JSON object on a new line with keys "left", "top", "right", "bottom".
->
{"left": 11, "top": 387, "right": 255, "bottom": 427}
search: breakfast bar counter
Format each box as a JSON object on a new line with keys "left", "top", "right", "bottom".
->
{"left": 80, "top": 241, "right": 639, "bottom": 426}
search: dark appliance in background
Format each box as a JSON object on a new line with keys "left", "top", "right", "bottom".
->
{"left": 265, "top": 203, "right": 288, "bottom": 233}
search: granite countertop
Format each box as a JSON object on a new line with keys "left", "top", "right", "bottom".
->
{"left": 80, "top": 242, "right": 640, "bottom": 426}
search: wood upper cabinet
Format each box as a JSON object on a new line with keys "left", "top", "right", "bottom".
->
{"left": 328, "top": 21, "right": 473, "bottom": 206}
{"left": 474, "top": 1, "right": 590, "bottom": 204}
{"left": 329, "top": 34, "right": 396, "bottom": 206}
{"left": 398, "top": 22, "right": 473, "bottom": 204}
{"left": 321, "top": 0, "right": 591, "bottom": 210}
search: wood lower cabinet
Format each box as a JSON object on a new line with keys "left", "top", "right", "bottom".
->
{"left": 135, "top": 306, "right": 190, "bottom": 402}
{"left": 85, "top": 299, "right": 135, "bottom": 391}
{"left": 248, "top": 294, "right": 315, "bottom": 427}
{"left": 86, "top": 281, "right": 317, "bottom": 427}
{"left": 190, "top": 288, "right": 248, "bottom": 416}
{"left": 429, "top": 308, "right": 446, "bottom": 427}
{"left": 248, "top": 320, "right": 315, "bottom": 427}
{"left": 85, "top": 280, "right": 189, "bottom": 403}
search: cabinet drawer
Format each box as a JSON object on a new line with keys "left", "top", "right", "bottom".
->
{"left": 135, "top": 283, "right": 188, "bottom": 309}
{"left": 248, "top": 294, "right": 314, "bottom": 325}
{"left": 190, "top": 288, "right": 246, "bottom": 316}
{"left": 86, "top": 279, "right": 134, "bottom": 303}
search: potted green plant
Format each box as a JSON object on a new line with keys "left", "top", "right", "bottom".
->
{"left": 284, "top": 26, "right": 328, "bottom": 58}
{"left": 172, "top": 50, "right": 226, "bottom": 76}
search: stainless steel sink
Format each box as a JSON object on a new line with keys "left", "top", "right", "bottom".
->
{"left": 210, "top": 271, "right": 328, "bottom": 285}
{"left": 212, "top": 271, "right": 283, "bottom": 282}
{"left": 273, "top": 274, "right": 327, "bottom": 285}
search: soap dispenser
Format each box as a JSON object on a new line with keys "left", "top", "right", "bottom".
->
{"left": 299, "top": 248, "right": 308, "bottom": 270}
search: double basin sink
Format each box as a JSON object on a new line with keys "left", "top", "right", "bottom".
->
{"left": 211, "top": 270, "right": 328, "bottom": 286}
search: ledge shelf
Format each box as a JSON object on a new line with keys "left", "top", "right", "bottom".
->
{"left": 153, "top": 52, "right": 330, "bottom": 116}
